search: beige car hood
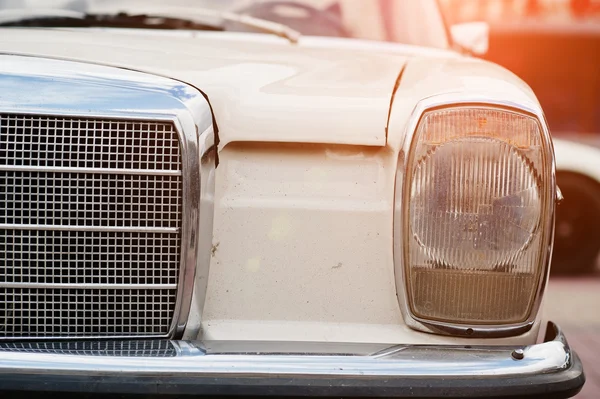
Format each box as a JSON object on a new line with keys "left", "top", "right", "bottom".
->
{"left": 0, "top": 28, "right": 420, "bottom": 147}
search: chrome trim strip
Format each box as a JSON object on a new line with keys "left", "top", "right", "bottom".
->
{"left": 0, "top": 165, "right": 182, "bottom": 176}
{"left": 0, "top": 283, "right": 177, "bottom": 290}
{"left": 170, "top": 105, "right": 214, "bottom": 340}
{"left": 179, "top": 124, "right": 216, "bottom": 339}
{"left": 0, "top": 323, "right": 572, "bottom": 378}
{"left": 393, "top": 94, "right": 556, "bottom": 338}
{"left": 0, "top": 224, "right": 179, "bottom": 233}
{"left": 0, "top": 54, "right": 217, "bottom": 339}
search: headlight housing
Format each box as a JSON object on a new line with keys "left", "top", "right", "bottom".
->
{"left": 395, "top": 101, "right": 554, "bottom": 337}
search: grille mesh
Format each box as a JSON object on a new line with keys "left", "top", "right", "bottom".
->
{"left": 0, "top": 340, "right": 176, "bottom": 357}
{"left": 0, "top": 288, "right": 176, "bottom": 337}
{"left": 0, "top": 114, "right": 182, "bottom": 338}
{"left": 0, "top": 231, "right": 180, "bottom": 285}
{"left": 0, "top": 172, "right": 181, "bottom": 228}
{"left": 0, "top": 115, "right": 180, "bottom": 170}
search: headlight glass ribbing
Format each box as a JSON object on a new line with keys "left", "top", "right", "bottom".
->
{"left": 404, "top": 107, "right": 549, "bottom": 325}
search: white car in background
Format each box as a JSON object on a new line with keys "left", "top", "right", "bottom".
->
{"left": 0, "top": 1, "right": 585, "bottom": 398}
{"left": 553, "top": 137, "right": 600, "bottom": 273}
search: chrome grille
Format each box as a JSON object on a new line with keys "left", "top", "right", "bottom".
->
{"left": 0, "top": 115, "right": 181, "bottom": 170}
{"left": 0, "top": 114, "right": 182, "bottom": 338}
{"left": 0, "top": 172, "right": 181, "bottom": 228}
{"left": 0, "top": 231, "right": 179, "bottom": 285}
{"left": 0, "top": 340, "right": 176, "bottom": 357}
{"left": 0, "top": 288, "right": 176, "bottom": 337}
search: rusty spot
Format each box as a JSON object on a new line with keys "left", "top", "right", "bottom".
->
{"left": 211, "top": 242, "right": 220, "bottom": 257}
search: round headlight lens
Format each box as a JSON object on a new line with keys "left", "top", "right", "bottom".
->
{"left": 401, "top": 107, "right": 551, "bottom": 325}
{"left": 410, "top": 137, "right": 541, "bottom": 270}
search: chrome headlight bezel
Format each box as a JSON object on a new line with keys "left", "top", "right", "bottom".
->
{"left": 394, "top": 94, "right": 556, "bottom": 338}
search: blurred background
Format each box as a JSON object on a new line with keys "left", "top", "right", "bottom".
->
{"left": 441, "top": 0, "right": 600, "bottom": 22}
{"left": 439, "top": 1, "right": 600, "bottom": 397}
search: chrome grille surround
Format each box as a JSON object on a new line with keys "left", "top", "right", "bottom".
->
{"left": 0, "top": 55, "right": 216, "bottom": 339}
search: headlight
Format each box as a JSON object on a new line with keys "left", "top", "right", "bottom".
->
{"left": 396, "top": 104, "right": 554, "bottom": 333}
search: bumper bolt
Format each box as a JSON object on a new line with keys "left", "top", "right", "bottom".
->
{"left": 511, "top": 348, "right": 525, "bottom": 360}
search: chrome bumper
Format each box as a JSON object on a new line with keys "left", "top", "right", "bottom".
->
{"left": 0, "top": 322, "right": 584, "bottom": 398}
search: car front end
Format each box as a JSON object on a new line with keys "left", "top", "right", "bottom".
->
{"left": 0, "top": 1, "right": 586, "bottom": 397}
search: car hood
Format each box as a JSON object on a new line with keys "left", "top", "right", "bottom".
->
{"left": 0, "top": 28, "right": 446, "bottom": 147}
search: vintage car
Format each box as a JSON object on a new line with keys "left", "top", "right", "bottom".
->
{"left": 0, "top": 0, "right": 585, "bottom": 397}
{"left": 484, "top": 19, "right": 600, "bottom": 275}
